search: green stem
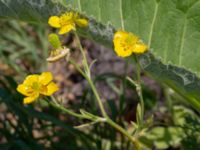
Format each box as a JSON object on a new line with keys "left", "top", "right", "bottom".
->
{"left": 73, "top": 32, "right": 108, "bottom": 118}
{"left": 48, "top": 99, "right": 86, "bottom": 119}
{"left": 74, "top": 119, "right": 106, "bottom": 129}
{"left": 134, "top": 55, "right": 144, "bottom": 126}
{"left": 164, "top": 87, "right": 175, "bottom": 124}
{"left": 120, "top": 59, "right": 129, "bottom": 114}
{"left": 69, "top": 58, "right": 140, "bottom": 149}
{"left": 68, "top": 59, "right": 86, "bottom": 78}
{"left": 73, "top": 32, "right": 140, "bottom": 150}
{"left": 87, "top": 78, "right": 108, "bottom": 118}
{"left": 69, "top": 58, "right": 108, "bottom": 118}
{"left": 106, "top": 118, "right": 140, "bottom": 150}
{"left": 74, "top": 31, "right": 90, "bottom": 77}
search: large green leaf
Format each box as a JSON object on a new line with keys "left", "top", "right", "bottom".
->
{"left": 68, "top": 0, "right": 200, "bottom": 75}
{"left": 0, "top": 0, "right": 64, "bottom": 22}
{"left": 0, "top": 0, "right": 200, "bottom": 111}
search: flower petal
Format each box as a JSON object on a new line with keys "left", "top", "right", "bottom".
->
{"left": 39, "top": 72, "right": 53, "bottom": 85}
{"left": 43, "top": 82, "right": 59, "bottom": 96}
{"left": 76, "top": 19, "right": 88, "bottom": 27}
{"left": 113, "top": 34, "right": 132, "bottom": 57}
{"left": 133, "top": 43, "right": 148, "bottom": 54}
{"left": 23, "top": 93, "right": 39, "bottom": 104}
{"left": 23, "top": 75, "right": 39, "bottom": 86}
{"left": 58, "top": 24, "right": 75, "bottom": 35}
{"left": 17, "top": 84, "right": 33, "bottom": 96}
{"left": 114, "top": 30, "right": 128, "bottom": 40}
{"left": 114, "top": 46, "right": 132, "bottom": 57}
{"left": 48, "top": 16, "right": 61, "bottom": 28}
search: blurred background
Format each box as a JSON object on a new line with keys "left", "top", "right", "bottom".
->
{"left": 0, "top": 20, "right": 199, "bottom": 150}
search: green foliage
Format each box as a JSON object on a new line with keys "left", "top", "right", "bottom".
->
{"left": 0, "top": 0, "right": 63, "bottom": 23}
{"left": 0, "top": 0, "right": 199, "bottom": 111}
{"left": 182, "top": 116, "right": 200, "bottom": 150}
{"left": 0, "top": 20, "right": 49, "bottom": 73}
{"left": 0, "top": 1, "right": 200, "bottom": 149}
{"left": 68, "top": 0, "right": 200, "bottom": 75}
{"left": 140, "top": 106, "right": 200, "bottom": 149}
{"left": 69, "top": 0, "right": 200, "bottom": 111}
{"left": 144, "top": 126, "right": 183, "bottom": 149}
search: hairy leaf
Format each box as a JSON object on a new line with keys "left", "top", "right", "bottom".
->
{"left": 68, "top": 0, "right": 200, "bottom": 75}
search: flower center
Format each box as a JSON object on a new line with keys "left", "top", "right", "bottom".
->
{"left": 32, "top": 82, "right": 40, "bottom": 91}
{"left": 120, "top": 41, "right": 130, "bottom": 51}
{"left": 40, "top": 85, "right": 48, "bottom": 94}
{"left": 31, "top": 82, "right": 48, "bottom": 94}
{"left": 59, "top": 13, "right": 75, "bottom": 26}
{"left": 125, "top": 34, "right": 138, "bottom": 45}
{"left": 120, "top": 34, "right": 138, "bottom": 51}
{"left": 25, "top": 86, "right": 34, "bottom": 95}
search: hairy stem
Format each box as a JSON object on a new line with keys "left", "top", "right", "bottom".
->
{"left": 73, "top": 32, "right": 108, "bottom": 118}
{"left": 72, "top": 32, "right": 141, "bottom": 150}
{"left": 134, "top": 55, "right": 144, "bottom": 126}
{"left": 74, "top": 31, "right": 90, "bottom": 77}
{"left": 48, "top": 99, "right": 86, "bottom": 119}
{"left": 106, "top": 118, "right": 141, "bottom": 150}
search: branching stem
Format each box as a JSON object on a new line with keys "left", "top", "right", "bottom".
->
{"left": 66, "top": 32, "right": 141, "bottom": 150}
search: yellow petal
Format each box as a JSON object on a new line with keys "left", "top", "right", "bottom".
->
{"left": 114, "top": 30, "right": 128, "bottom": 40}
{"left": 43, "top": 82, "right": 59, "bottom": 96}
{"left": 133, "top": 43, "right": 148, "bottom": 54}
{"left": 58, "top": 24, "right": 75, "bottom": 35}
{"left": 76, "top": 19, "right": 88, "bottom": 27}
{"left": 23, "top": 93, "right": 39, "bottom": 104}
{"left": 114, "top": 31, "right": 138, "bottom": 44}
{"left": 113, "top": 35, "right": 132, "bottom": 57}
{"left": 17, "top": 84, "right": 34, "bottom": 96}
{"left": 114, "top": 47, "right": 132, "bottom": 57}
{"left": 48, "top": 16, "right": 61, "bottom": 28}
{"left": 39, "top": 72, "right": 53, "bottom": 85}
{"left": 23, "top": 75, "right": 39, "bottom": 86}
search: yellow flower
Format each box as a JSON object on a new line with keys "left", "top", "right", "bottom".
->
{"left": 48, "top": 12, "right": 88, "bottom": 35}
{"left": 17, "top": 72, "right": 59, "bottom": 104}
{"left": 113, "top": 31, "right": 148, "bottom": 57}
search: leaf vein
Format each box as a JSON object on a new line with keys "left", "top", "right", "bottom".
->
{"left": 148, "top": 2, "right": 158, "bottom": 47}
{"left": 0, "top": 1, "right": 19, "bottom": 19}
{"left": 77, "top": 0, "right": 82, "bottom": 11}
{"left": 119, "top": 0, "right": 124, "bottom": 30}
{"left": 98, "top": 0, "right": 102, "bottom": 22}
{"left": 179, "top": 17, "right": 187, "bottom": 66}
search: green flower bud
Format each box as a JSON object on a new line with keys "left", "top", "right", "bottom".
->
{"left": 48, "top": 33, "right": 61, "bottom": 49}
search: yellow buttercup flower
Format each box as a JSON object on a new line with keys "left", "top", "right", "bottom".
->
{"left": 113, "top": 31, "right": 148, "bottom": 57}
{"left": 48, "top": 12, "right": 88, "bottom": 35}
{"left": 17, "top": 72, "right": 59, "bottom": 104}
